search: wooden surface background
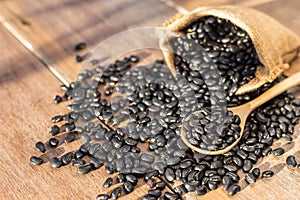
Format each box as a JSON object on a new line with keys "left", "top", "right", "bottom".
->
{"left": 0, "top": 0, "right": 299, "bottom": 199}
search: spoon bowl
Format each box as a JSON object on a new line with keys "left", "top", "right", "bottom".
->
{"left": 181, "top": 71, "right": 300, "bottom": 155}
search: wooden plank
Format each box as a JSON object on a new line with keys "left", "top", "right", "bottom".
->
{"left": 167, "top": 0, "right": 278, "bottom": 12}
{"left": 1, "top": 1, "right": 300, "bottom": 200}
{"left": 0, "top": 24, "right": 159, "bottom": 199}
{"left": 0, "top": 0, "right": 176, "bottom": 83}
{"left": 254, "top": 0, "right": 300, "bottom": 35}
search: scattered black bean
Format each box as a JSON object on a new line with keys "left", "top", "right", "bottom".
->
{"left": 50, "top": 157, "right": 62, "bottom": 168}
{"left": 35, "top": 141, "right": 46, "bottom": 153}
{"left": 245, "top": 173, "right": 256, "bottom": 184}
{"left": 228, "top": 184, "right": 241, "bottom": 195}
{"left": 30, "top": 156, "right": 43, "bottom": 165}
{"left": 262, "top": 170, "right": 274, "bottom": 178}
{"left": 111, "top": 187, "right": 121, "bottom": 200}
{"left": 252, "top": 168, "right": 260, "bottom": 178}
{"left": 74, "top": 42, "right": 87, "bottom": 51}
{"left": 103, "top": 177, "right": 113, "bottom": 188}
{"left": 49, "top": 125, "right": 60, "bottom": 136}
{"left": 272, "top": 148, "right": 285, "bottom": 156}
{"left": 96, "top": 194, "right": 109, "bottom": 200}
{"left": 48, "top": 138, "right": 59, "bottom": 148}
{"left": 286, "top": 155, "right": 297, "bottom": 168}
{"left": 77, "top": 164, "right": 93, "bottom": 174}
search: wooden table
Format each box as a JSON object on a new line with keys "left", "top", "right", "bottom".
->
{"left": 0, "top": 0, "right": 299, "bottom": 199}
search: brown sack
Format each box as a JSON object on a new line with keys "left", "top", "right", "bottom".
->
{"left": 158, "top": 5, "right": 300, "bottom": 95}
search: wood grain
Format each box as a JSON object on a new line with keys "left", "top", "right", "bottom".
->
{"left": 0, "top": 0, "right": 300, "bottom": 200}
{"left": 168, "top": 0, "right": 278, "bottom": 12}
{"left": 0, "top": 0, "right": 176, "bottom": 83}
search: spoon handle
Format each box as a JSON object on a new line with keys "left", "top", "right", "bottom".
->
{"left": 249, "top": 71, "right": 300, "bottom": 110}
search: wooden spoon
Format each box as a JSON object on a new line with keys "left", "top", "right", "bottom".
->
{"left": 181, "top": 71, "right": 300, "bottom": 155}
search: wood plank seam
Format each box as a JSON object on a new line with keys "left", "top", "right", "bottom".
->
{"left": 0, "top": 14, "right": 71, "bottom": 87}
{"left": 0, "top": 13, "right": 71, "bottom": 87}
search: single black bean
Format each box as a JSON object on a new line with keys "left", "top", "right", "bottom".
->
{"left": 141, "top": 153, "right": 155, "bottom": 163}
{"left": 126, "top": 174, "right": 138, "bottom": 185}
{"left": 49, "top": 125, "right": 60, "bottom": 136}
{"left": 228, "top": 184, "right": 241, "bottom": 196}
{"left": 50, "top": 157, "right": 62, "bottom": 168}
{"left": 148, "top": 189, "right": 162, "bottom": 198}
{"left": 123, "top": 181, "right": 134, "bottom": 194}
{"left": 78, "top": 164, "right": 92, "bottom": 174}
{"left": 262, "top": 170, "right": 274, "bottom": 178}
{"left": 103, "top": 177, "right": 113, "bottom": 188}
{"left": 245, "top": 173, "right": 256, "bottom": 184}
{"left": 243, "top": 159, "right": 253, "bottom": 172}
{"left": 30, "top": 156, "right": 43, "bottom": 165}
{"left": 35, "top": 141, "right": 46, "bottom": 153}
{"left": 286, "top": 155, "right": 297, "bottom": 168}
{"left": 252, "top": 168, "right": 260, "bottom": 178}
{"left": 111, "top": 187, "right": 121, "bottom": 200}
{"left": 74, "top": 42, "right": 86, "bottom": 51}
{"left": 61, "top": 152, "right": 73, "bottom": 165}
{"left": 165, "top": 168, "right": 175, "bottom": 182}
{"left": 272, "top": 148, "right": 285, "bottom": 156}
{"left": 96, "top": 194, "right": 109, "bottom": 200}
{"left": 195, "top": 185, "right": 207, "bottom": 196}
{"left": 53, "top": 95, "right": 63, "bottom": 104}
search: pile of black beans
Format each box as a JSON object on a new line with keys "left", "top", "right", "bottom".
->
{"left": 169, "top": 15, "right": 261, "bottom": 107}
{"left": 29, "top": 16, "right": 300, "bottom": 199}
{"left": 183, "top": 108, "right": 241, "bottom": 151}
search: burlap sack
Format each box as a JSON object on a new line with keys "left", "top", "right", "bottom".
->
{"left": 158, "top": 5, "right": 300, "bottom": 95}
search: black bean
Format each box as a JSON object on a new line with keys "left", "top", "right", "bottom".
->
{"left": 50, "top": 157, "right": 62, "bottom": 168}
{"left": 61, "top": 152, "right": 73, "bottom": 165}
{"left": 48, "top": 138, "right": 59, "bottom": 148}
{"left": 70, "top": 158, "right": 86, "bottom": 166}
{"left": 262, "top": 170, "right": 274, "bottom": 178}
{"left": 111, "top": 187, "right": 121, "bottom": 200}
{"left": 222, "top": 175, "right": 233, "bottom": 190}
{"left": 245, "top": 173, "right": 256, "bottom": 184}
{"left": 126, "top": 174, "right": 138, "bottom": 185}
{"left": 64, "top": 132, "right": 76, "bottom": 143}
{"left": 123, "top": 181, "right": 134, "bottom": 194}
{"left": 53, "top": 95, "right": 63, "bottom": 104}
{"left": 156, "top": 181, "right": 167, "bottom": 190}
{"left": 78, "top": 164, "right": 92, "bottom": 174}
{"left": 164, "top": 191, "right": 179, "bottom": 200}
{"left": 35, "top": 141, "right": 46, "bottom": 153}
{"left": 148, "top": 189, "right": 162, "bottom": 197}
{"left": 129, "top": 55, "right": 139, "bottom": 63}
{"left": 228, "top": 184, "right": 241, "bottom": 195}
{"left": 272, "top": 148, "right": 285, "bottom": 156}
{"left": 96, "top": 194, "right": 109, "bottom": 200}
{"left": 90, "top": 157, "right": 103, "bottom": 169}
{"left": 145, "top": 170, "right": 159, "bottom": 181}
{"left": 103, "top": 177, "right": 113, "bottom": 188}
{"left": 252, "top": 168, "right": 261, "bottom": 178}
{"left": 141, "top": 153, "right": 155, "bottom": 163}
{"left": 165, "top": 168, "right": 175, "bottom": 182}
{"left": 262, "top": 147, "right": 272, "bottom": 156}
{"left": 75, "top": 55, "right": 84, "bottom": 62}
{"left": 51, "top": 115, "right": 64, "bottom": 123}
{"left": 286, "top": 155, "right": 297, "bottom": 168}
{"left": 74, "top": 42, "right": 86, "bottom": 51}
{"left": 242, "top": 159, "right": 253, "bottom": 172}
{"left": 166, "top": 157, "right": 181, "bottom": 166}
{"left": 49, "top": 125, "right": 60, "bottom": 136}
{"left": 30, "top": 156, "right": 43, "bottom": 165}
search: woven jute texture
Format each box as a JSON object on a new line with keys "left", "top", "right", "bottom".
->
{"left": 158, "top": 5, "right": 300, "bottom": 95}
